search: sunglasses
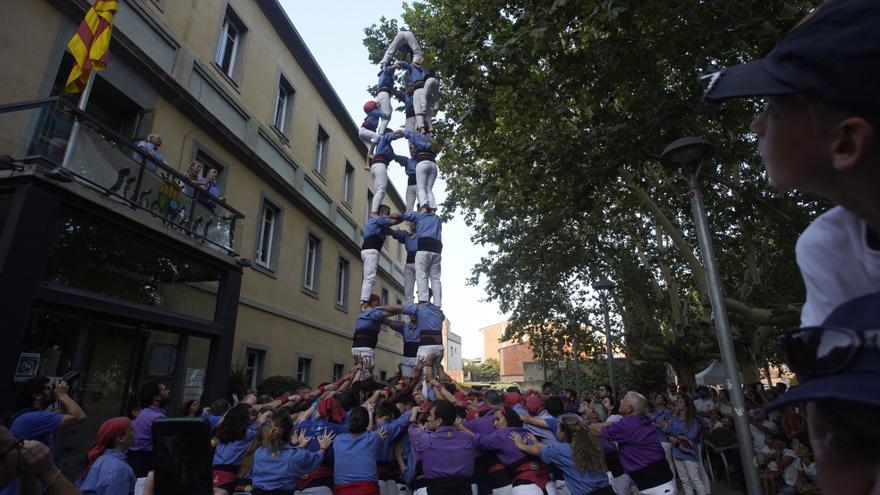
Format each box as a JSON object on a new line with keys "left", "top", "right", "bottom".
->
{"left": 779, "top": 326, "right": 880, "bottom": 375}
{"left": 0, "top": 437, "right": 23, "bottom": 459}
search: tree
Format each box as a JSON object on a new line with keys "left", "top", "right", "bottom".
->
{"left": 364, "top": 1, "right": 825, "bottom": 382}
{"left": 464, "top": 358, "right": 501, "bottom": 382}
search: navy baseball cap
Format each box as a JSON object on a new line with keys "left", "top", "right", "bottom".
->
{"left": 767, "top": 292, "right": 880, "bottom": 411}
{"left": 702, "top": 0, "right": 880, "bottom": 119}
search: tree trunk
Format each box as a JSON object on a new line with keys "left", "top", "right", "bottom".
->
{"left": 674, "top": 360, "right": 698, "bottom": 388}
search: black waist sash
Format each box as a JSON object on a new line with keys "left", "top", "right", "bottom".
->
{"left": 418, "top": 238, "right": 442, "bottom": 253}
{"left": 403, "top": 341, "right": 420, "bottom": 357}
{"left": 362, "top": 236, "right": 385, "bottom": 250}
{"left": 426, "top": 477, "right": 471, "bottom": 495}
{"left": 628, "top": 459, "right": 673, "bottom": 490}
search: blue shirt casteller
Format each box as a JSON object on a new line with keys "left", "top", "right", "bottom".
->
{"left": 540, "top": 443, "right": 611, "bottom": 495}
{"left": 385, "top": 319, "right": 420, "bottom": 344}
{"left": 650, "top": 408, "right": 674, "bottom": 444}
{"left": 251, "top": 445, "right": 324, "bottom": 491}
{"left": 362, "top": 108, "right": 384, "bottom": 130}
{"left": 391, "top": 230, "right": 418, "bottom": 264}
{"left": 403, "top": 130, "right": 435, "bottom": 155}
{"left": 332, "top": 430, "right": 394, "bottom": 485}
{"left": 295, "top": 420, "right": 348, "bottom": 467}
{"left": 397, "top": 61, "right": 432, "bottom": 85}
{"left": 363, "top": 216, "right": 392, "bottom": 241}
{"left": 402, "top": 304, "right": 444, "bottom": 336}
{"left": 376, "top": 410, "right": 413, "bottom": 462}
{"left": 77, "top": 450, "right": 136, "bottom": 495}
{"left": 401, "top": 211, "right": 442, "bottom": 244}
{"left": 373, "top": 133, "right": 401, "bottom": 162}
{"left": 377, "top": 65, "right": 396, "bottom": 92}
{"left": 213, "top": 424, "right": 258, "bottom": 466}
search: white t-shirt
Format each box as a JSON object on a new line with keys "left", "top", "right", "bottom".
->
{"left": 797, "top": 207, "right": 880, "bottom": 325}
{"left": 781, "top": 449, "right": 799, "bottom": 486}
{"left": 694, "top": 398, "right": 716, "bottom": 413}
{"left": 795, "top": 457, "right": 818, "bottom": 483}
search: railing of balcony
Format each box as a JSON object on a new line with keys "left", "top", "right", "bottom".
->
{"left": 0, "top": 97, "right": 244, "bottom": 255}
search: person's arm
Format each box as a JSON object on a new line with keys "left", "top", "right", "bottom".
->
{"left": 518, "top": 414, "right": 551, "bottom": 429}
{"left": 589, "top": 422, "right": 609, "bottom": 436}
{"left": 379, "top": 304, "right": 405, "bottom": 313}
{"left": 510, "top": 432, "right": 543, "bottom": 457}
{"left": 54, "top": 381, "right": 86, "bottom": 427}
{"left": 17, "top": 440, "right": 82, "bottom": 495}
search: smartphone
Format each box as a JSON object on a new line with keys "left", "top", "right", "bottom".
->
{"left": 152, "top": 418, "right": 213, "bottom": 495}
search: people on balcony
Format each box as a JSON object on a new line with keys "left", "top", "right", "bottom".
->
{"left": 134, "top": 133, "right": 168, "bottom": 172}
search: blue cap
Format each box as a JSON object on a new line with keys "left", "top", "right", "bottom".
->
{"left": 702, "top": 0, "right": 880, "bottom": 120}
{"left": 766, "top": 292, "right": 880, "bottom": 411}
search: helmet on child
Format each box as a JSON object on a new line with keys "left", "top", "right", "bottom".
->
{"left": 363, "top": 100, "right": 378, "bottom": 113}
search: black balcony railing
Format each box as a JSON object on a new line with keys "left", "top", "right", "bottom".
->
{"left": 0, "top": 97, "right": 244, "bottom": 254}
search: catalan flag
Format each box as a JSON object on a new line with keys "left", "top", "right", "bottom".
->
{"left": 65, "top": 0, "right": 119, "bottom": 93}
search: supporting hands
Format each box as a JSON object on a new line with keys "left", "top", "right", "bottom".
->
{"left": 293, "top": 430, "right": 313, "bottom": 448}
{"left": 317, "top": 431, "right": 335, "bottom": 451}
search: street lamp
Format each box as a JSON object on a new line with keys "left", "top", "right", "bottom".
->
{"left": 591, "top": 278, "right": 616, "bottom": 401}
{"left": 660, "top": 136, "right": 761, "bottom": 495}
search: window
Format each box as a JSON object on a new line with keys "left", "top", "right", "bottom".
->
{"left": 273, "top": 77, "right": 294, "bottom": 133}
{"left": 336, "top": 257, "right": 350, "bottom": 308}
{"left": 245, "top": 348, "right": 266, "bottom": 389}
{"left": 297, "top": 357, "right": 312, "bottom": 385}
{"left": 255, "top": 200, "right": 280, "bottom": 269}
{"left": 396, "top": 298, "right": 403, "bottom": 320}
{"left": 342, "top": 161, "right": 354, "bottom": 205}
{"left": 366, "top": 190, "right": 374, "bottom": 225}
{"left": 314, "top": 126, "right": 328, "bottom": 174}
{"left": 333, "top": 363, "right": 345, "bottom": 381}
{"left": 304, "top": 233, "right": 321, "bottom": 292}
{"left": 381, "top": 288, "right": 389, "bottom": 305}
{"left": 215, "top": 8, "right": 246, "bottom": 79}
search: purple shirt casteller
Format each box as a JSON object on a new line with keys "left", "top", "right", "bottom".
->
{"left": 130, "top": 406, "right": 166, "bottom": 452}
{"left": 600, "top": 414, "right": 665, "bottom": 473}
{"left": 475, "top": 426, "right": 533, "bottom": 466}
{"left": 409, "top": 424, "right": 478, "bottom": 479}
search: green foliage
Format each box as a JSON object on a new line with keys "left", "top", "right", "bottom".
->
{"left": 550, "top": 358, "right": 668, "bottom": 397}
{"left": 364, "top": 1, "right": 827, "bottom": 380}
{"left": 227, "top": 363, "right": 247, "bottom": 398}
{"left": 256, "top": 375, "right": 307, "bottom": 399}
{"left": 464, "top": 358, "right": 501, "bottom": 382}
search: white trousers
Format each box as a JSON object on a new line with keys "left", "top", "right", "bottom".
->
{"left": 405, "top": 115, "right": 416, "bottom": 132}
{"left": 673, "top": 459, "right": 705, "bottom": 495}
{"left": 415, "top": 251, "right": 441, "bottom": 306}
{"left": 360, "top": 127, "right": 379, "bottom": 149}
{"left": 404, "top": 262, "right": 416, "bottom": 303}
{"left": 492, "top": 486, "right": 512, "bottom": 495}
{"left": 361, "top": 248, "right": 379, "bottom": 301}
{"left": 380, "top": 31, "right": 422, "bottom": 66}
{"left": 406, "top": 184, "right": 418, "bottom": 211}
{"left": 379, "top": 479, "right": 408, "bottom": 495}
{"left": 371, "top": 163, "right": 388, "bottom": 213}
{"left": 638, "top": 478, "right": 676, "bottom": 495}
{"left": 610, "top": 474, "right": 636, "bottom": 495}
{"left": 414, "top": 488, "right": 426, "bottom": 495}
{"left": 400, "top": 356, "right": 417, "bottom": 377}
{"left": 298, "top": 487, "right": 333, "bottom": 495}
{"left": 377, "top": 91, "right": 392, "bottom": 137}
{"left": 413, "top": 78, "right": 439, "bottom": 132}
{"left": 511, "top": 483, "right": 556, "bottom": 495}
{"left": 415, "top": 160, "right": 438, "bottom": 209}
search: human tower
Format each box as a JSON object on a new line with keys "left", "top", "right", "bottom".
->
{"left": 351, "top": 31, "right": 445, "bottom": 395}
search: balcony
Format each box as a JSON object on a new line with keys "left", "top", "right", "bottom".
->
{"left": 0, "top": 97, "right": 244, "bottom": 255}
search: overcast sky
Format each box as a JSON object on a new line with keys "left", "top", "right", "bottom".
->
{"left": 281, "top": 1, "right": 508, "bottom": 358}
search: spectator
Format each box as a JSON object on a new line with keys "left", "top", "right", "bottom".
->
{"left": 760, "top": 435, "right": 797, "bottom": 495}
{"left": 180, "top": 160, "right": 205, "bottom": 197}
{"left": 716, "top": 389, "right": 733, "bottom": 418}
{"left": 787, "top": 443, "right": 820, "bottom": 495}
{"left": 179, "top": 400, "right": 199, "bottom": 418}
{"left": 7, "top": 376, "right": 87, "bottom": 451}
{"left": 202, "top": 398, "right": 230, "bottom": 432}
{"left": 664, "top": 398, "right": 706, "bottom": 495}
{"left": 196, "top": 165, "right": 225, "bottom": 209}
{"left": 126, "top": 380, "right": 170, "bottom": 478}
{"left": 692, "top": 388, "right": 715, "bottom": 416}
{"left": 77, "top": 417, "right": 136, "bottom": 495}
{"left": 706, "top": 416, "right": 740, "bottom": 473}
{"left": 134, "top": 133, "right": 167, "bottom": 172}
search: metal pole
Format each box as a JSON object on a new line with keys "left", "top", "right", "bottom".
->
{"left": 687, "top": 170, "right": 761, "bottom": 495}
{"left": 602, "top": 293, "right": 615, "bottom": 399}
{"left": 61, "top": 71, "right": 97, "bottom": 169}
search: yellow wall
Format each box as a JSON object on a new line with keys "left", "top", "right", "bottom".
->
{"left": 0, "top": 1, "right": 63, "bottom": 103}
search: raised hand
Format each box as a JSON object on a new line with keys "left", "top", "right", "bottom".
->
{"left": 317, "top": 432, "right": 335, "bottom": 450}
{"left": 509, "top": 432, "right": 526, "bottom": 447}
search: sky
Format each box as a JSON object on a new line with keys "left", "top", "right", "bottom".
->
{"left": 280, "top": 1, "right": 508, "bottom": 358}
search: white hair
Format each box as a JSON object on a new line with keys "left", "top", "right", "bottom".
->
{"left": 625, "top": 391, "right": 649, "bottom": 414}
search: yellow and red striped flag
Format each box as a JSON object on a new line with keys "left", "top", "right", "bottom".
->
{"left": 65, "top": 0, "right": 119, "bottom": 93}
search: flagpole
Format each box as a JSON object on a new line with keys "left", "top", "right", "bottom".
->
{"left": 60, "top": 70, "right": 97, "bottom": 169}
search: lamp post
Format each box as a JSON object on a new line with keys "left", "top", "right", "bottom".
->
{"left": 660, "top": 136, "right": 761, "bottom": 495}
{"left": 591, "top": 279, "right": 616, "bottom": 400}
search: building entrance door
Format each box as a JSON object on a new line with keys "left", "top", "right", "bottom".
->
{"left": 55, "top": 321, "right": 145, "bottom": 476}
